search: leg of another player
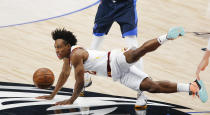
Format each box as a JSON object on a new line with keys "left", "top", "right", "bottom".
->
{"left": 125, "top": 35, "right": 144, "bottom": 70}
{"left": 84, "top": 35, "right": 105, "bottom": 88}
{"left": 124, "top": 35, "right": 138, "bottom": 49}
{"left": 90, "top": 35, "right": 105, "bottom": 50}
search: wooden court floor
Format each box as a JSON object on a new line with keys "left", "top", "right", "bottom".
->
{"left": 0, "top": 0, "right": 209, "bottom": 114}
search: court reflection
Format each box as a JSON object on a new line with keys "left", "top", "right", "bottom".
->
{"left": 53, "top": 106, "right": 90, "bottom": 114}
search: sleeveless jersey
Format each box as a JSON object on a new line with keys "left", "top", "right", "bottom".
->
{"left": 70, "top": 45, "right": 109, "bottom": 77}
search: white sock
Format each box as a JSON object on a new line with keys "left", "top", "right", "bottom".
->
{"left": 125, "top": 35, "right": 143, "bottom": 70}
{"left": 88, "top": 35, "right": 105, "bottom": 82}
{"left": 90, "top": 35, "right": 105, "bottom": 50}
{"left": 177, "top": 83, "right": 190, "bottom": 92}
{"left": 157, "top": 34, "right": 168, "bottom": 44}
{"left": 124, "top": 35, "right": 138, "bottom": 49}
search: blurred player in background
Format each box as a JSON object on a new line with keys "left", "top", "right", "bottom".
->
{"left": 196, "top": 38, "right": 210, "bottom": 80}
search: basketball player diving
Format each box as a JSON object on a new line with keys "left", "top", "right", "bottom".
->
{"left": 36, "top": 27, "right": 208, "bottom": 107}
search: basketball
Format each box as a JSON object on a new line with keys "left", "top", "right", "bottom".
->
{"left": 33, "top": 68, "right": 55, "bottom": 89}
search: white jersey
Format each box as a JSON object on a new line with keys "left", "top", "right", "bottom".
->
{"left": 70, "top": 45, "right": 126, "bottom": 79}
{"left": 71, "top": 45, "right": 109, "bottom": 77}
{"left": 84, "top": 49, "right": 109, "bottom": 76}
{"left": 70, "top": 45, "right": 149, "bottom": 91}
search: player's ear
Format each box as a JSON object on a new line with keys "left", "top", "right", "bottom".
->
{"left": 65, "top": 43, "right": 71, "bottom": 48}
{"left": 67, "top": 44, "right": 71, "bottom": 48}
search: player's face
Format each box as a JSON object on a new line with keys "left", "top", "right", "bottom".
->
{"left": 54, "top": 39, "right": 70, "bottom": 59}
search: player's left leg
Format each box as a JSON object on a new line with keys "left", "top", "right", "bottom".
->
{"left": 140, "top": 78, "right": 177, "bottom": 93}
{"left": 140, "top": 77, "right": 208, "bottom": 103}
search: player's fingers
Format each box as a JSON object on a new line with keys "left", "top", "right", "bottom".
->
{"left": 36, "top": 96, "right": 49, "bottom": 99}
{"left": 201, "top": 66, "right": 206, "bottom": 71}
{"left": 55, "top": 102, "right": 61, "bottom": 105}
{"left": 46, "top": 97, "right": 53, "bottom": 100}
{"left": 56, "top": 103, "right": 63, "bottom": 105}
{"left": 35, "top": 96, "right": 43, "bottom": 99}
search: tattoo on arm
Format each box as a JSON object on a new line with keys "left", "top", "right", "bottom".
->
{"left": 69, "top": 52, "right": 85, "bottom": 103}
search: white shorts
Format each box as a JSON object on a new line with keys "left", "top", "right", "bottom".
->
{"left": 110, "top": 49, "right": 149, "bottom": 91}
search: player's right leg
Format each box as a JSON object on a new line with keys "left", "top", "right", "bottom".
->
{"left": 124, "top": 27, "right": 185, "bottom": 64}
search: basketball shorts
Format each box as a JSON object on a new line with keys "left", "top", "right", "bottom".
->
{"left": 110, "top": 49, "right": 148, "bottom": 91}
{"left": 93, "top": 0, "right": 138, "bottom": 37}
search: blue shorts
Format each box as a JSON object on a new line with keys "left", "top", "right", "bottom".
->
{"left": 93, "top": 0, "right": 138, "bottom": 37}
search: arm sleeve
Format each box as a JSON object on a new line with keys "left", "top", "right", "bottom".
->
{"left": 207, "top": 38, "right": 210, "bottom": 50}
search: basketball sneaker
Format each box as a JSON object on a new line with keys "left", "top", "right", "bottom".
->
{"left": 79, "top": 88, "right": 85, "bottom": 97}
{"left": 189, "top": 79, "right": 208, "bottom": 103}
{"left": 135, "top": 92, "right": 147, "bottom": 110}
{"left": 167, "top": 27, "right": 185, "bottom": 39}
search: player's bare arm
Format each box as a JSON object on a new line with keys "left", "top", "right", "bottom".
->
{"left": 36, "top": 58, "right": 71, "bottom": 99}
{"left": 55, "top": 49, "right": 86, "bottom": 105}
{"left": 196, "top": 50, "right": 210, "bottom": 80}
{"left": 196, "top": 38, "right": 210, "bottom": 80}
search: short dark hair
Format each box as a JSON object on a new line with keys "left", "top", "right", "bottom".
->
{"left": 51, "top": 28, "right": 77, "bottom": 46}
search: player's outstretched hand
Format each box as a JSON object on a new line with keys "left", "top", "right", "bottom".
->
{"left": 55, "top": 99, "right": 73, "bottom": 105}
{"left": 36, "top": 95, "right": 54, "bottom": 100}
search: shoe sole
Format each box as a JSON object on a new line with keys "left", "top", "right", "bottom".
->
{"left": 79, "top": 87, "right": 85, "bottom": 97}
{"left": 134, "top": 105, "right": 147, "bottom": 110}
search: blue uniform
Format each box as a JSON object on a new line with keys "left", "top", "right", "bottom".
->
{"left": 93, "top": 0, "right": 138, "bottom": 37}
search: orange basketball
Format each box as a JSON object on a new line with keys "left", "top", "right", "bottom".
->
{"left": 33, "top": 68, "right": 55, "bottom": 89}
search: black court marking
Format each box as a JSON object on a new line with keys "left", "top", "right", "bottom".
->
{"left": 186, "top": 32, "right": 210, "bottom": 39}
{"left": 186, "top": 32, "right": 209, "bottom": 52}
{"left": 0, "top": 82, "right": 195, "bottom": 115}
{"left": 2, "top": 101, "right": 38, "bottom": 105}
{"left": 201, "top": 48, "right": 207, "bottom": 51}
{"left": 0, "top": 97, "right": 25, "bottom": 99}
